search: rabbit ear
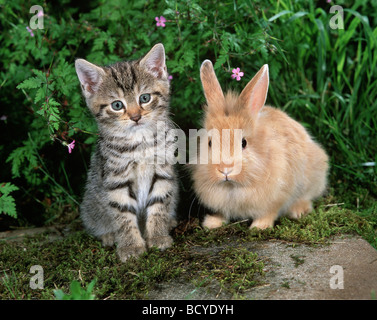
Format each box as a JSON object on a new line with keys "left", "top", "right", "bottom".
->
{"left": 75, "top": 59, "right": 106, "bottom": 98}
{"left": 200, "top": 60, "right": 225, "bottom": 109}
{"left": 238, "top": 64, "right": 269, "bottom": 116}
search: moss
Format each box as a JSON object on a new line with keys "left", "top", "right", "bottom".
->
{"left": 181, "top": 245, "right": 265, "bottom": 298}
{"left": 246, "top": 206, "right": 376, "bottom": 246}
{"left": 0, "top": 199, "right": 376, "bottom": 300}
{"left": 281, "top": 281, "right": 291, "bottom": 289}
{"left": 290, "top": 254, "right": 305, "bottom": 268}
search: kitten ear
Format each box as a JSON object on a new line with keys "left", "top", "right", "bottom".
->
{"left": 200, "top": 60, "right": 225, "bottom": 109}
{"left": 140, "top": 43, "right": 167, "bottom": 79}
{"left": 75, "top": 59, "right": 106, "bottom": 97}
{"left": 238, "top": 64, "right": 269, "bottom": 116}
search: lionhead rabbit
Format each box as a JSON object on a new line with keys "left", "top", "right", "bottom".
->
{"left": 192, "top": 60, "right": 329, "bottom": 230}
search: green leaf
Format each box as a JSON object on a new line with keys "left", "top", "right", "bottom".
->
{"left": 17, "top": 77, "right": 42, "bottom": 90}
{"left": 287, "top": 11, "right": 309, "bottom": 23}
{"left": 6, "top": 141, "right": 38, "bottom": 178}
{"left": 213, "top": 53, "right": 227, "bottom": 70}
{"left": 54, "top": 280, "right": 96, "bottom": 300}
{"left": 268, "top": 10, "right": 292, "bottom": 22}
{"left": 53, "top": 289, "right": 66, "bottom": 300}
{"left": 0, "top": 182, "right": 19, "bottom": 196}
{"left": 182, "top": 49, "right": 195, "bottom": 69}
{"left": 0, "top": 182, "right": 19, "bottom": 218}
{"left": 163, "top": 8, "right": 176, "bottom": 17}
{"left": 70, "top": 280, "right": 82, "bottom": 297}
{"left": 107, "top": 37, "right": 116, "bottom": 53}
{"left": 34, "top": 87, "right": 45, "bottom": 104}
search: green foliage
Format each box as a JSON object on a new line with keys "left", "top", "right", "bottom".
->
{"left": 54, "top": 279, "right": 96, "bottom": 300}
{"left": 263, "top": 0, "right": 377, "bottom": 193}
{"left": 0, "top": 183, "right": 19, "bottom": 218}
{"left": 0, "top": 0, "right": 376, "bottom": 225}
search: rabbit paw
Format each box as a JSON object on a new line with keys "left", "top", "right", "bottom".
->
{"left": 147, "top": 235, "right": 173, "bottom": 250}
{"left": 202, "top": 214, "right": 226, "bottom": 229}
{"left": 250, "top": 217, "right": 275, "bottom": 230}
{"left": 288, "top": 199, "right": 313, "bottom": 219}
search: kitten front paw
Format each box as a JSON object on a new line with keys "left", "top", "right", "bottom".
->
{"left": 116, "top": 245, "right": 146, "bottom": 262}
{"left": 146, "top": 235, "right": 173, "bottom": 251}
{"left": 101, "top": 232, "right": 115, "bottom": 247}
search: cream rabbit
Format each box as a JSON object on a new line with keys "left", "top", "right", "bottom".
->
{"left": 192, "top": 60, "right": 329, "bottom": 230}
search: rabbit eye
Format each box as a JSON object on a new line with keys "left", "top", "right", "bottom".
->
{"left": 242, "top": 138, "right": 247, "bottom": 149}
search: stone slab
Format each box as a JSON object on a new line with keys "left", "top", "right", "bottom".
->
{"left": 148, "top": 236, "right": 377, "bottom": 300}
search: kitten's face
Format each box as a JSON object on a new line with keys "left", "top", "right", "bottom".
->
{"left": 75, "top": 44, "right": 170, "bottom": 135}
{"left": 91, "top": 61, "right": 169, "bottom": 132}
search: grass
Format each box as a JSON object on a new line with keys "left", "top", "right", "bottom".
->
{"left": 1, "top": 193, "right": 376, "bottom": 300}
{"left": 265, "top": 1, "right": 377, "bottom": 194}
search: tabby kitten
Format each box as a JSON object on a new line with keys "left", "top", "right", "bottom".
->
{"left": 75, "top": 44, "right": 178, "bottom": 262}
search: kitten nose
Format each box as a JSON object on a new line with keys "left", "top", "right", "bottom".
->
{"left": 130, "top": 113, "right": 141, "bottom": 123}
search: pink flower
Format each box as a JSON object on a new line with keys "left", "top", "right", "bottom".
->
{"left": 168, "top": 74, "right": 173, "bottom": 81}
{"left": 231, "top": 67, "right": 244, "bottom": 81}
{"left": 155, "top": 16, "right": 166, "bottom": 27}
{"left": 67, "top": 140, "right": 75, "bottom": 154}
{"left": 37, "top": 11, "right": 44, "bottom": 18}
{"left": 26, "top": 26, "right": 34, "bottom": 37}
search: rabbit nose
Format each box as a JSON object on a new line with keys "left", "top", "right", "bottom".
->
{"left": 218, "top": 167, "right": 233, "bottom": 179}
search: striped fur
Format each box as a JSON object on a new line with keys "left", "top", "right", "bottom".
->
{"left": 75, "top": 44, "right": 178, "bottom": 262}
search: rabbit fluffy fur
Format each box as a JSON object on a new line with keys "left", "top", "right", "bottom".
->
{"left": 192, "top": 60, "right": 329, "bottom": 230}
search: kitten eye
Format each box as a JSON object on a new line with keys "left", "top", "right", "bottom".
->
{"left": 111, "top": 100, "right": 124, "bottom": 111}
{"left": 242, "top": 138, "right": 247, "bottom": 149}
{"left": 139, "top": 94, "right": 151, "bottom": 104}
